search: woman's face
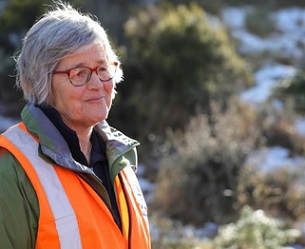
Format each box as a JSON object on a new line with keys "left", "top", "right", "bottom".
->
{"left": 52, "top": 41, "right": 115, "bottom": 132}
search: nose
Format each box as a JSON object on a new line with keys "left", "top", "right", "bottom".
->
{"left": 87, "top": 70, "right": 103, "bottom": 88}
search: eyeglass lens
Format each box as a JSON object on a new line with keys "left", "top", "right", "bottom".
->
{"left": 69, "top": 64, "right": 116, "bottom": 86}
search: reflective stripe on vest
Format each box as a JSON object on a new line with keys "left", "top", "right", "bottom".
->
{"left": 0, "top": 123, "right": 151, "bottom": 249}
{"left": 1, "top": 123, "right": 82, "bottom": 248}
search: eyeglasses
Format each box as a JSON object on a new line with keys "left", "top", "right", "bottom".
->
{"left": 53, "top": 61, "right": 118, "bottom": 87}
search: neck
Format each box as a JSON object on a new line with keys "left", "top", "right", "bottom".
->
{"left": 77, "top": 127, "right": 93, "bottom": 161}
{"left": 58, "top": 110, "right": 93, "bottom": 149}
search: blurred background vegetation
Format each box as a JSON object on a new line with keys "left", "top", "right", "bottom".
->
{"left": 1, "top": 0, "right": 305, "bottom": 248}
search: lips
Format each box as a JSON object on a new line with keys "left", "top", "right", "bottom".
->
{"left": 86, "top": 96, "right": 105, "bottom": 102}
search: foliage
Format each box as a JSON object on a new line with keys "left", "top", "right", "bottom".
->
{"left": 273, "top": 70, "right": 305, "bottom": 114}
{"left": 238, "top": 164, "right": 305, "bottom": 224}
{"left": 213, "top": 205, "right": 300, "bottom": 249}
{"left": 0, "top": 0, "right": 50, "bottom": 112}
{"left": 118, "top": 2, "right": 251, "bottom": 140}
{"left": 0, "top": 48, "right": 23, "bottom": 116}
{"left": 245, "top": 8, "right": 276, "bottom": 37}
{"left": 159, "top": 0, "right": 305, "bottom": 15}
{"left": 152, "top": 98, "right": 262, "bottom": 225}
{"left": 0, "top": 0, "right": 304, "bottom": 246}
{"left": 236, "top": 102, "right": 305, "bottom": 228}
{"left": 80, "top": 0, "right": 138, "bottom": 44}
{"left": 159, "top": 0, "right": 226, "bottom": 15}
{"left": 150, "top": 215, "right": 214, "bottom": 249}
{"left": 0, "top": 0, "right": 50, "bottom": 52}
{"left": 0, "top": 0, "right": 82, "bottom": 116}
{"left": 152, "top": 239, "right": 213, "bottom": 249}
{"left": 150, "top": 204, "right": 301, "bottom": 249}
{"left": 216, "top": 0, "right": 305, "bottom": 9}
{"left": 255, "top": 100, "right": 305, "bottom": 156}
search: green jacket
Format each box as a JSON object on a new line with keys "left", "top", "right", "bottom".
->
{"left": 0, "top": 104, "right": 140, "bottom": 249}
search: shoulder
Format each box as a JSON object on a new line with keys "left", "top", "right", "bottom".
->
{"left": 0, "top": 149, "right": 24, "bottom": 181}
{"left": 0, "top": 148, "right": 39, "bottom": 213}
{"left": 94, "top": 121, "right": 139, "bottom": 147}
{"left": 0, "top": 149, "right": 39, "bottom": 248}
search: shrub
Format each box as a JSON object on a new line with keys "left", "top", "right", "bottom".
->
{"left": 245, "top": 8, "right": 276, "bottom": 37}
{"left": 273, "top": 70, "right": 305, "bottom": 115}
{"left": 257, "top": 101, "right": 305, "bottom": 155}
{"left": 213, "top": 205, "right": 300, "bottom": 249}
{"left": 150, "top": 215, "right": 214, "bottom": 249}
{"left": 119, "top": 2, "right": 251, "bottom": 139}
{"left": 238, "top": 164, "right": 305, "bottom": 224}
{"left": 152, "top": 98, "right": 262, "bottom": 225}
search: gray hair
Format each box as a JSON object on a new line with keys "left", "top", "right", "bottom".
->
{"left": 15, "top": 1, "right": 123, "bottom": 105}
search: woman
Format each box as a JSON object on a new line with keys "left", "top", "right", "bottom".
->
{"left": 0, "top": 2, "right": 150, "bottom": 249}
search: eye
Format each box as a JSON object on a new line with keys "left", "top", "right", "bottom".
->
{"left": 70, "top": 67, "right": 88, "bottom": 79}
{"left": 97, "top": 66, "right": 107, "bottom": 73}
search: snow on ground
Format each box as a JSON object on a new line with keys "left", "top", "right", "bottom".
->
{"left": 245, "top": 146, "right": 305, "bottom": 173}
{"left": 0, "top": 4, "right": 303, "bottom": 247}
{"left": 221, "top": 7, "right": 305, "bottom": 59}
{"left": 240, "top": 63, "right": 297, "bottom": 104}
{"left": 221, "top": 7, "right": 305, "bottom": 246}
{"left": 221, "top": 6, "right": 305, "bottom": 172}
{"left": 295, "top": 118, "right": 305, "bottom": 138}
{"left": 222, "top": 6, "right": 302, "bottom": 106}
{"left": 221, "top": 6, "right": 304, "bottom": 108}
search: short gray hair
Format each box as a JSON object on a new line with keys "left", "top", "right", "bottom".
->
{"left": 15, "top": 1, "right": 123, "bottom": 105}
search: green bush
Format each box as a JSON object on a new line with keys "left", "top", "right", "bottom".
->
{"left": 213, "top": 205, "right": 300, "bottom": 249}
{"left": 150, "top": 215, "right": 214, "bottom": 249}
{"left": 245, "top": 8, "right": 276, "bottom": 37}
{"left": 0, "top": 48, "right": 24, "bottom": 117}
{"left": 273, "top": 70, "right": 305, "bottom": 115}
{"left": 118, "top": 2, "right": 251, "bottom": 140}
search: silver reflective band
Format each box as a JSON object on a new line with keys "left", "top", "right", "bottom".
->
{"left": 3, "top": 126, "right": 82, "bottom": 249}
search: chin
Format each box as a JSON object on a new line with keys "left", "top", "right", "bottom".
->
{"left": 93, "top": 112, "right": 108, "bottom": 123}
{"left": 85, "top": 107, "right": 109, "bottom": 123}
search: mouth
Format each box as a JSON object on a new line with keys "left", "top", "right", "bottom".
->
{"left": 86, "top": 96, "right": 105, "bottom": 102}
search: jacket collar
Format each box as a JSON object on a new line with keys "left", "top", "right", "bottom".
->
{"left": 21, "top": 104, "right": 139, "bottom": 174}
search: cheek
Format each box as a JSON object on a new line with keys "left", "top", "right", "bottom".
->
{"left": 52, "top": 80, "right": 83, "bottom": 111}
{"left": 104, "top": 80, "right": 115, "bottom": 93}
{"left": 104, "top": 81, "right": 115, "bottom": 101}
{"left": 52, "top": 83, "right": 64, "bottom": 108}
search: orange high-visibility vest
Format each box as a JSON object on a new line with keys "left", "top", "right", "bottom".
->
{"left": 0, "top": 123, "right": 151, "bottom": 249}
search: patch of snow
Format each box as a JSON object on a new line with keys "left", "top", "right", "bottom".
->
{"left": 221, "top": 7, "right": 305, "bottom": 60}
{"left": 221, "top": 6, "right": 251, "bottom": 29}
{"left": 137, "top": 163, "right": 155, "bottom": 203}
{"left": 183, "top": 222, "right": 218, "bottom": 239}
{"left": 138, "top": 177, "right": 155, "bottom": 203}
{"left": 245, "top": 146, "right": 305, "bottom": 173}
{"left": 240, "top": 64, "right": 297, "bottom": 104}
{"left": 283, "top": 246, "right": 305, "bottom": 249}
{"left": 273, "top": 7, "right": 305, "bottom": 33}
{"left": 295, "top": 118, "right": 305, "bottom": 137}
